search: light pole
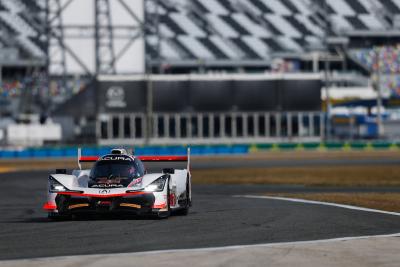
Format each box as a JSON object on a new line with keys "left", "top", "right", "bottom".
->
{"left": 145, "top": 72, "right": 153, "bottom": 145}
{"left": 374, "top": 47, "right": 384, "bottom": 139}
{"left": 144, "top": 0, "right": 160, "bottom": 145}
{"left": 323, "top": 0, "right": 331, "bottom": 141}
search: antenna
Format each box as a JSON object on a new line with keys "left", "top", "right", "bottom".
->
{"left": 187, "top": 147, "right": 191, "bottom": 172}
{"left": 78, "top": 147, "right": 82, "bottom": 170}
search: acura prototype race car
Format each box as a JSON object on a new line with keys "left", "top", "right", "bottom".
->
{"left": 43, "top": 148, "right": 192, "bottom": 219}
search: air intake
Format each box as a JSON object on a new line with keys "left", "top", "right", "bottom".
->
{"left": 111, "top": 149, "right": 127, "bottom": 155}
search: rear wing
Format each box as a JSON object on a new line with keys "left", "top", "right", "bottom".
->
{"left": 77, "top": 147, "right": 191, "bottom": 171}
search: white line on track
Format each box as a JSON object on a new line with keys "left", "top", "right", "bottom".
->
{"left": 103, "top": 232, "right": 400, "bottom": 255}
{"left": 234, "top": 194, "right": 400, "bottom": 216}
{"left": 2, "top": 232, "right": 400, "bottom": 263}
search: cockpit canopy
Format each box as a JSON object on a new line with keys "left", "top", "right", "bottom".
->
{"left": 88, "top": 155, "right": 145, "bottom": 188}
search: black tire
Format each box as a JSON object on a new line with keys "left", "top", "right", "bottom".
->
{"left": 48, "top": 212, "right": 70, "bottom": 221}
{"left": 175, "top": 177, "right": 190, "bottom": 216}
{"left": 48, "top": 212, "right": 57, "bottom": 220}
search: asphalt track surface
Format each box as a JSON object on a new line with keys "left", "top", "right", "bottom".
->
{"left": 1, "top": 157, "right": 400, "bottom": 260}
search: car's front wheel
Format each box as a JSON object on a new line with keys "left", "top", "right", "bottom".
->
{"left": 48, "top": 212, "right": 71, "bottom": 221}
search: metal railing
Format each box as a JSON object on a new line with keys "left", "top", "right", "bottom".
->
{"left": 97, "top": 111, "right": 324, "bottom": 145}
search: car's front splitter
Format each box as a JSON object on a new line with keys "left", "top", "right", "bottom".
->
{"left": 44, "top": 191, "right": 169, "bottom": 215}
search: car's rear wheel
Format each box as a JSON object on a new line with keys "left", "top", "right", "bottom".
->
{"left": 175, "top": 176, "right": 190, "bottom": 216}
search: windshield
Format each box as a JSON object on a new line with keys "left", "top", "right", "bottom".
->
{"left": 91, "top": 161, "right": 141, "bottom": 179}
{"left": 89, "top": 160, "right": 142, "bottom": 188}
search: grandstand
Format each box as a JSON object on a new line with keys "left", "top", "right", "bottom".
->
{"left": 351, "top": 46, "right": 400, "bottom": 98}
{"left": 0, "top": 0, "right": 45, "bottom": 63}
{"left": 1, "top": 0, "right": 400, "bottom": 145}
{"left": 0, "top": 0, "right": 46, "bottom": 117}
{"left": 146, "top": 0, "right": 400, "bottom": 71}
{"left": 2, "top": 0, "right": 400, "bottom": 86}
{"left": 2, "top": 0, "right": 400, "bottom": 73}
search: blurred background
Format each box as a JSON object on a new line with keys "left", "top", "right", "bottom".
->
{"left": 0, "top": 0, "right": 400, "bottom": 153}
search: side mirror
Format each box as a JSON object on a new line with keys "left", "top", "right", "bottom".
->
{"left": 163, "top": 168, "right": 175, "bottom": 174}
{"left": 56, "top": 169, "right": 67, "bottom": 174}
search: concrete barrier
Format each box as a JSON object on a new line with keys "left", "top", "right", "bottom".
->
{"left": 253, "top": 142, "right": 399, "bottom": 152}
{"left": 0, "top": 142, "right": 398, "bottom": 159}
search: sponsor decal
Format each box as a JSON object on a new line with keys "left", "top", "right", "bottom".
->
{"left": 105, "top": 86, "right": 127, "bottom": 108}
{"left": 98, "top": 177, "right": 121, "bottom": 183}
{"left": 92, "top": 184, "right": 124, "bottom": 188}
{"left": 91, "top": 176, "right": 127, "bottom": 188}
{"left": 101, "top": 155, "right": 133, "bottom": 161}
{"left": 99, "top": 189, "right": 111, "bottom": 194}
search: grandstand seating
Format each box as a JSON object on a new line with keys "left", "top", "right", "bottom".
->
{"left": 353, "top": 46, "right": 400, "bottom": 73}
{"left": 0, "top": 0, "right": 45, "bottom": 60}
{"left": 147, "top": 0, "right": 400, "bottom": 62}
{"left": 0, "top": 0, "right": 399, "bottom": 64}
{"left": 351, "top": 46, "right": 400, "bottom": 97}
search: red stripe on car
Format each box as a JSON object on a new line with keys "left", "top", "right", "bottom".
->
{"left": 138, "top": 156, "right": 187, "bottom": 162}
{"left": 57, "top": 191, "right": 149, "bottom": 198}
{"left": 79, "top": 156, "right": 99, "bottom": 162}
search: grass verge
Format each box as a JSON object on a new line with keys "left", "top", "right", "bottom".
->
{"left": 0, "top": 167, "right": 16, "bottom": 173}
{"left": 192, "top": 165, "right": 400, "bottom": 187}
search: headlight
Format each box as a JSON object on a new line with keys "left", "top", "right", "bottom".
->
{"left": 144, "top": 176, "right": 167, "bottom": 192}
{"left": 49, "top": 176, "right": 68, "bottom": 192}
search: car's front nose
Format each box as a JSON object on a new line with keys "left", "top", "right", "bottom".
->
{"left": 53, "top": 191, "right": 156, "bottom": 215}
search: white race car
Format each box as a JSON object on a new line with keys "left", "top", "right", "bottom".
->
{"left": 43, "top": 148, "right": 192, "bottom": 219}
